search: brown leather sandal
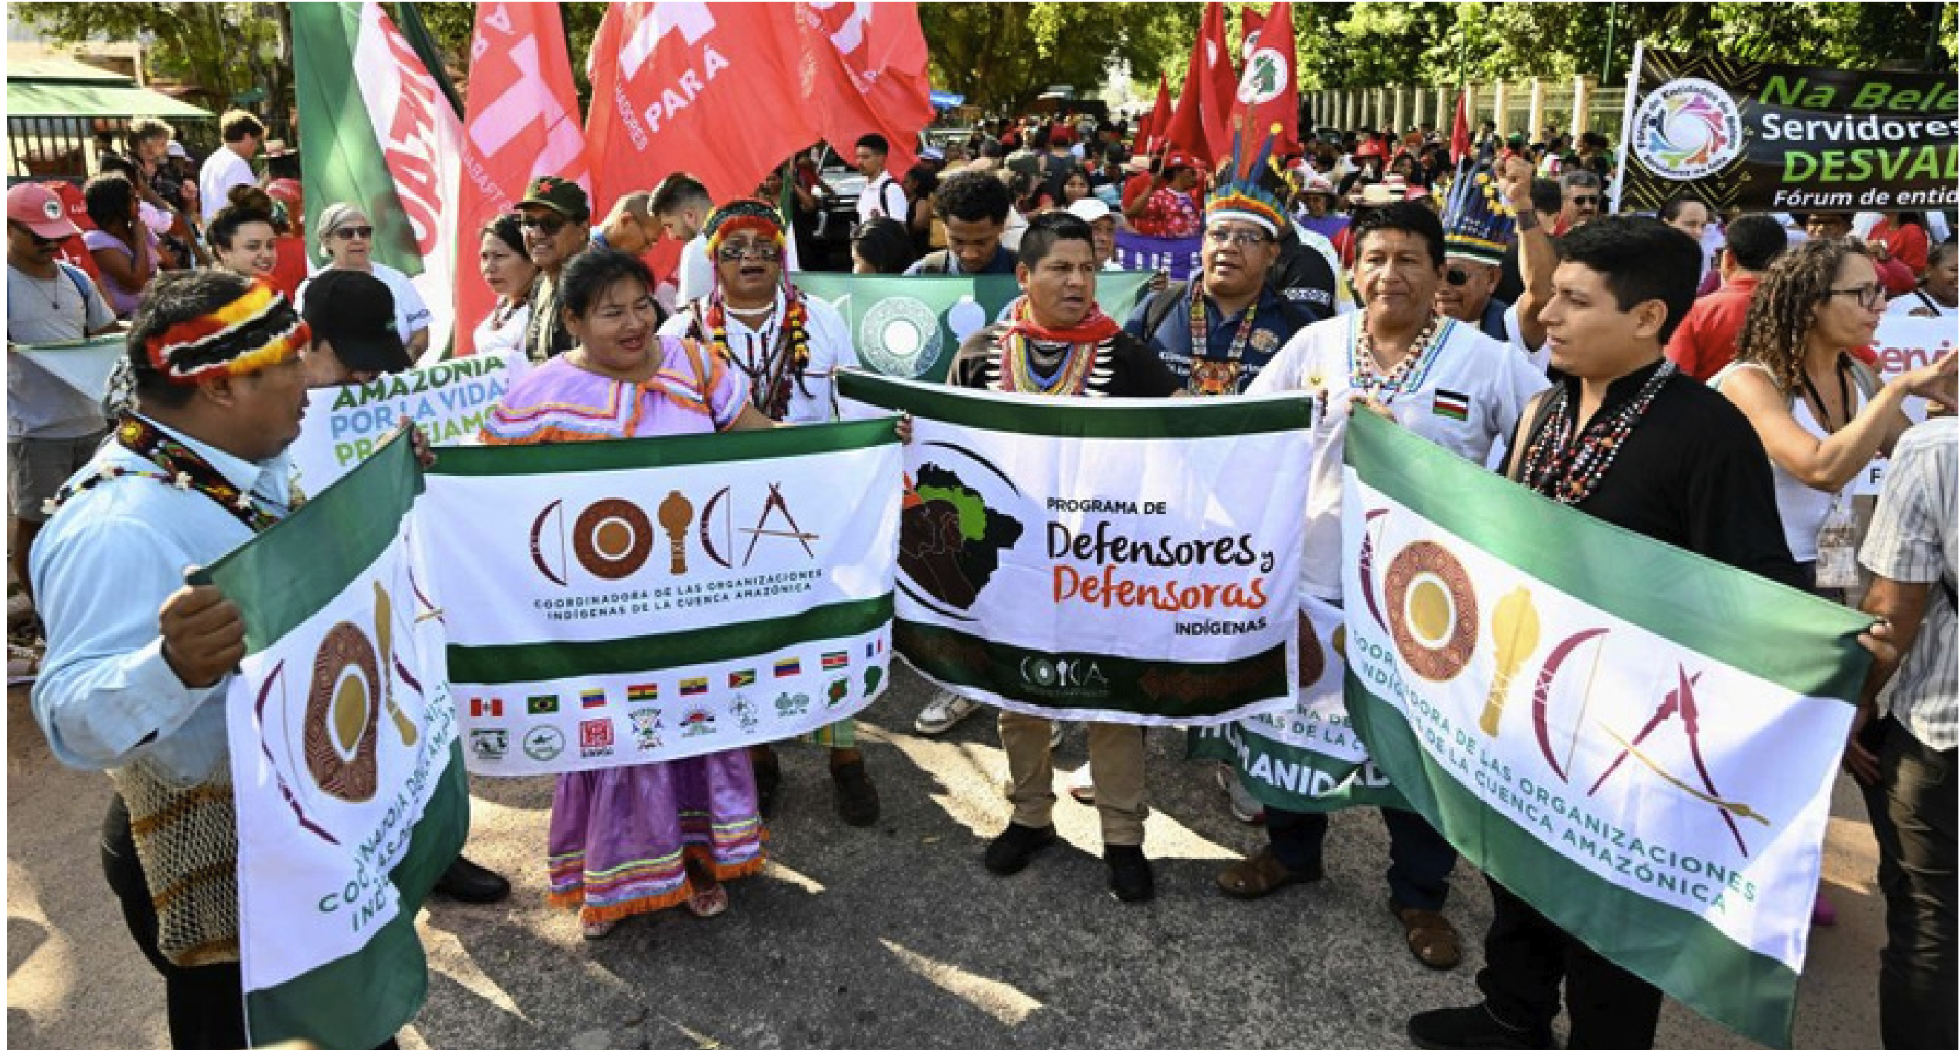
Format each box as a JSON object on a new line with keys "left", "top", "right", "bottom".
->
{"left": 1215, "top": 846, "right": 1322, "bottom": 900}
{"left": 1391, "top": 901, "right": 1462, "bottom": 970}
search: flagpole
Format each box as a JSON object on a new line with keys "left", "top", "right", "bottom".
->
{"left": 1602, "top": 1, "right": 1620, "bottom": 85}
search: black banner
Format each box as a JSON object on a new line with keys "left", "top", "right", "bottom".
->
{"left": 1614, "top": 46, "right": 1958, "bottom": 215}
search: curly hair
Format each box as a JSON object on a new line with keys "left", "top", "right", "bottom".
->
{"left": 1734, "top": 238, "right": 1870, "bottom": 394}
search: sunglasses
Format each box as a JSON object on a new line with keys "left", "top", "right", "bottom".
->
{"left": 519, "top": 214, "right": 568, "bottom": 235}
{"left": 1444, "top": 269, "right": 1474, "bottom": 286}
{"left": 1826, "top": 283, "right": 1885, "bottom": 309}
{"left": 1569, "top": 195, "right": 1601, "bottom": 207}
{"left": 716, "top": 243, "right": 783, "bottom": 262}
{"left": 332, "top": 225, "right": 374, "bottom": 240}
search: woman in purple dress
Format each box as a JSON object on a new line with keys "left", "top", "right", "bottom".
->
{"left": 481, "top": 248, "right": 778, "bottom": 939}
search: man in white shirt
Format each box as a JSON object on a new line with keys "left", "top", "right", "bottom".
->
{"left": 197, "top": 110, "right": 263, "bottom": 225}
{"left": 854, "top": 134, "right": 908, "bottom": 226}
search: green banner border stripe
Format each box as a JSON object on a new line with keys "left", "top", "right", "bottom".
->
{"left": 427, "top": 417, "right": 897, "bottom": 477}
{"left": 1187, "top": 722, "right": 1408, "bottom": 813}
{"left": 1347, "top": 677, "right": 1796, "bottom": 1048}
{"left": 898, "top": 619, "right": 1289, "bottom": 717}
{"left": 1346, "top": 411, "right": 1870, "bottom": 701}
{"left": 448, "top": 595, "right": 892, "bottom": 684}
{"left": 201, "top": 434, "right": 421, "bottom": 655}
{"left": 245, "top": 742, "right": 469, "bottom": 1049}
{"left": 838, "top": 371, "right": 1314, "bottom": 440}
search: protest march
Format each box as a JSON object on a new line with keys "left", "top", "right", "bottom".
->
{"left": 7, "top": 3, "right": 1957, "bottom": 1050}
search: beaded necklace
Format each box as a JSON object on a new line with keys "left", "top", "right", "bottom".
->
{"left": 1186, "top": 285, "right": 1258, "bottom": 396}
{"left": 1348, "top": 314, "right": 1450, "bottom": 405}
{"left": 700, "top": 289, "right": 812, "bottom": 420}
{"left": 999, "top": 331, "right": 1100, "bottom": 395}
{"left": 43, "top": 414, "right": 283, "bottom": 531}
{"left": 1519, "top": 361, "right": 1677, "bottom": 505}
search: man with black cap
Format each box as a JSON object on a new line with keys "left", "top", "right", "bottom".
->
{"left": 519, "top": 175, "right": 593, "bottom": 363}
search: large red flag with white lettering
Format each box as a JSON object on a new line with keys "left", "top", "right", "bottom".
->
{"left": 455, "top": 1, "right": 588, "bottom": 355}
{"left": 1229, "top": 1, "right": 1299, "bottom": 162}
{"left": 586, "top": 3, "right": 819, "bottom": 213}
{"left": 794, "top": 2, "right": 932, "bottom": 180}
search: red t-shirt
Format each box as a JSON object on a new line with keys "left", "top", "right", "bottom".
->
{"left": 268, "top": 237, "right": 310, "bottom": 302}
{"left": 1665, "top": 273, "right": 1758, "bottom": 382}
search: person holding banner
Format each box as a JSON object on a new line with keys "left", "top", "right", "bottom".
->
{"left": 947, "top": 211, "right": 1180, "bottom": 903}
{"left": 1410, "top": 217, "right": 1807, "bottom": 1050}
{"left": 482, "top": 248, "right": 778, "bottom": 939}
{"left": 29, "top": 270, "right": 412, "bottom": 1050}
{"left": 657, "top": 201, "right": 881, "bottom": 827}
{"left": 1232, "top": 202, "right": 1547, "bottom": 971}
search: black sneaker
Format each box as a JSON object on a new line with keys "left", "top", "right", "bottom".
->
{"left": 1104, "top": 844, "right": 1154, "bottom": 903}
{"left": 983, "top": 822, "right": 1058, "bottom": 875}
{"left": 1407, "top": 1004, "right": 1553, "bottom": 1050}
{"left": 432, "top": 855, "right": 511, "bottom": 905}
{"left": 830, "top": 759, "right": 881, "bottom": 827}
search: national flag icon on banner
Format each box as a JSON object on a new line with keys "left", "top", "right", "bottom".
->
{"left": 774, "top": 657, "right": 801, "bottom": 678}
{"left": 1433, "top": 389, "right": 1471, "bottom": 422}
{"left": 471, "top": 696, "right": 504, "bottom": 718}
{"left": 527, "top": 695, "right": 559, "bottom": 715}
{"left": 581, "top": 688, "right": 607, "bottom": 709}
{"left": 822, "top": 651, "right": 850, "bottom": 671}
{"left": 626, "top": 683, "right": 659, "bottom": 703}
{"left": 728, "top": 668, "right": 758, "bottom": 688}
{"left": 681, "top": 677, "right": 710, "bottom": 697}
{"left": 864, "top": 636, "right": 885, "bottom": 659}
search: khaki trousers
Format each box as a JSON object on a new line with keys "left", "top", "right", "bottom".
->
{"left": 998, "top": 711, "right": 1147, "bottom": 847}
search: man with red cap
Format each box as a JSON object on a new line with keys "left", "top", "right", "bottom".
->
{"left": 8, "top": 182, "right": 119, "bottom": 613}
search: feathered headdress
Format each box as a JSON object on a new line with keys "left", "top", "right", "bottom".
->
{"left": 1441, "top": 162, "right": 1517, "bottom": 266}
{"left": 1206, "top": 121, "right": 1289, "bottom": 236}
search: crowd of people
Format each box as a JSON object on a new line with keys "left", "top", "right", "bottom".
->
{"left": 7, "top": 99, "right": 1957, "bottom": 1050}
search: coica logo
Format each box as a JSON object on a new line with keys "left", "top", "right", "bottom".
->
{"left": 1632, "top": 78, "right": 1742, "bottom": 181}
{"left": 1019, "top": 656, "right": 1108, "bottom": 690}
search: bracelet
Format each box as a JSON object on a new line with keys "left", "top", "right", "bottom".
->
{"left": 1514, "top": 210, "right": 1539, "bottom": 232}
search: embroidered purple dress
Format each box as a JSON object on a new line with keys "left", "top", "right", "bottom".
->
{"left": 481, "top": 339, "right": 764, "bottom": 922}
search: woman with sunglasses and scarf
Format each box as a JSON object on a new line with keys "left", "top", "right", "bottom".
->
{"left": 297, "top": 203, "right": 432, "bottom": 363}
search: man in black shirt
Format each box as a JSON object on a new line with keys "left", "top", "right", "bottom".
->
{"left": 948, "top": 213, "right": 1178, "bottom": 903}
{"left": 1410, "top": 217, "right": 1802, "bottom": 1050}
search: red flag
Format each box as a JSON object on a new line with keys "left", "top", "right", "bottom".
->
{"left": 793, "top": 3, "right": 933, "bottom": 180}
{"left": 1140, "top": 73, "right": 1171, "bottom": 154}
{"left": 1198, "top": 2, "right": 1238, "bottom": 165}
{"left": 455, "top": 1, "right": 588, "bottom": 355}
{"left": 1228, "top": 1, "right": 1299, "bottom": 163}
{"left": 1450, "top": 87, "right": 1473, "bottom": 165}
{"left": 1240, "top": 8, "right": 1266, "bottom": 61}
{"left": 586, "top": 3, "right": 820, "bottom": 215}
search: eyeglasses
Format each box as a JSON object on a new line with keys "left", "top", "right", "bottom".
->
{"left": 1826, "top": 283, "right": 1885, "bottom": 309}
{"left": 1444, "top": 269, "right": 1473, "bottom": 286}
{"left": 1204, "top": 228, "right": 1270, "bottom": 248}
{"left": 716, "top": 243, "right": 784, "bottom": 262}
{"left": 333, "top": 225, "right": 374, "bottom": 240}
{"left": 519, "top": 214, "right": 568, "bottom": 235}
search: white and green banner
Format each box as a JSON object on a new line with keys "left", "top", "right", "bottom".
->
{"left": 204, "top": 434, "right": 467, "bottom": 1050}
{"left": 290, "top": 350, "right": 528, "bottom": 495}
{"left": 840, "top": 370, "right": 1311, "bottom": 725}
{"left": 295, "top": 1, "right": 462, "bottom": 362}
{"left": 797, "top": 272, "right": 1155, "bottom": 384}
{"left": 1849, "top": 313, "right": 1950, "bottom": 494}
{"left": 420, "top": 420, "right": 900, "bottom": 776}
{"left": 9, "top": 335, "right": 124, "bottom": 401}
{"left": 1340, "top": 410, "right": 1871, "bottom": 1049}
{"left": 1188, "top": 594, "right": 1404, "bottom": 810}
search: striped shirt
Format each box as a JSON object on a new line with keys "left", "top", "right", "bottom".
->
{"left": 1859, "top": 416, "right": 1958, "bottom": 749}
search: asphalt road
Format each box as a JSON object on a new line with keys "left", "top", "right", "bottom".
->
{"left": 9, "top": 663, "right": 1886, "bottom": 1050}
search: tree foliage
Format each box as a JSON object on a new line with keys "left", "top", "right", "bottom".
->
{"left": 14, "top": 2, "right": 297, "bottom": 126}
{"left": 920, "top": 2, "right": 1199, "bottom": 113}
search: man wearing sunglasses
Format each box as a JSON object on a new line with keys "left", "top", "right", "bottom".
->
{"left": 1436, "top": 158, "right": 1553, "bottom": 373}
{"left": 518, "top": 175, "right": 598, "bottom": 363}
{"left": 8, "top": 183, "right": 119, "bottom": 617}
{"left": 1554, "top": 171, "right": 1603, "bottom": 237}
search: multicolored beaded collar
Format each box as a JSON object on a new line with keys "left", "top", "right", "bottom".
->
{"left": 42, "top": 414, "right": 284, "bottom": 531}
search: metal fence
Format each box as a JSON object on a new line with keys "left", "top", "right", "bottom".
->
{"left": 1306, "top": 79, "right": 1631, "bottom": 143}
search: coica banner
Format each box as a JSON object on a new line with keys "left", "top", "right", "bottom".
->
{"left": 840, "top": 370, "right": 1311, "bottom": 725}
{"left": 289, "top": 351, "right": 529, "bottom": 495}
{"left": 1113, "top": 231, "right": 1203, "bottom": 282}
{"left": 1341, "top": 410, "right": 1870, "bottom": 1049}
{"left": 796, "top": 272, "right": 1153, "bottom": 384}
{"left": 204, "top": 434, "right": 467, "bottom": 1050}
{"left": 1614, "top": 44, "right": 1959, "bottom": 215}
{"left": 421, "top": 420, "right": 900, "bottom": 776}
{"left": 1188, "top": 594, "right": 1404, "bottom": 811}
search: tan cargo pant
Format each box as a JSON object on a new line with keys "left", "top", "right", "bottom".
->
{"left": 998, "top": 711, "right": 1147, "bottom": 847}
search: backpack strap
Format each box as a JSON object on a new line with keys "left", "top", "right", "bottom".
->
{"left": 52, "top": 260, "right": 93, "bottom": 309}
{"left": 1140, "top": 281, "right": 1191, "bottom": 339}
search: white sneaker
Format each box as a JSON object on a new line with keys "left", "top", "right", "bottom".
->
{"left": 1067, "top": 761, "right": 1096, "bottom": 805}
{"left": 1217, "top": 763, "right": 1265, "bottom": 825}
{"left": 915, "top": 690, "right": 980, "bottom": 735}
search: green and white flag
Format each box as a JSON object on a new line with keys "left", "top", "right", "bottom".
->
{"left": 10, "top": 335, "right": 124, "bottom": 401}
{"left": 840, "top": 370, "right": 1311, "bottom": 725}
{"left": 289, "top": 350, "right": 529, "bottom": 494}
{"left": 1340, "top": 410, "right": 1870, "bottom": 1049}
{"left": 797, "top": 272, "right": 1155, "bottom": 383}
{"left": 420, "top": 420, "right": 900, "bottom": 776}
{"left": 206, "top": 434, "right": 467, "bottom": 1050}
{"left": 1188, "top": 594, "right": 1404, "bottom": 810}
{"left": 295, "top": 1, "right": 462, "bottom": 361}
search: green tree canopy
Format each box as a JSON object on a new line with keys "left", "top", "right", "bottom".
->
{"left": 921, "top": 2, "right": 1199, "bottom": 114}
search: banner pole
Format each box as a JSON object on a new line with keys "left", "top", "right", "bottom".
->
{"left": 1608, "top": 40, "right": 1645, "bottom": 216}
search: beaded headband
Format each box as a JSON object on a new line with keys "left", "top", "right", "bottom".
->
{"left": 703, "top": 201, "right": 786, "bottom": 257}
{"left": 1207, "top": 122, "right": 1289, "bottom": 237}
{"left": 144, "top": 280, "right": 310, "bottom": 386}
